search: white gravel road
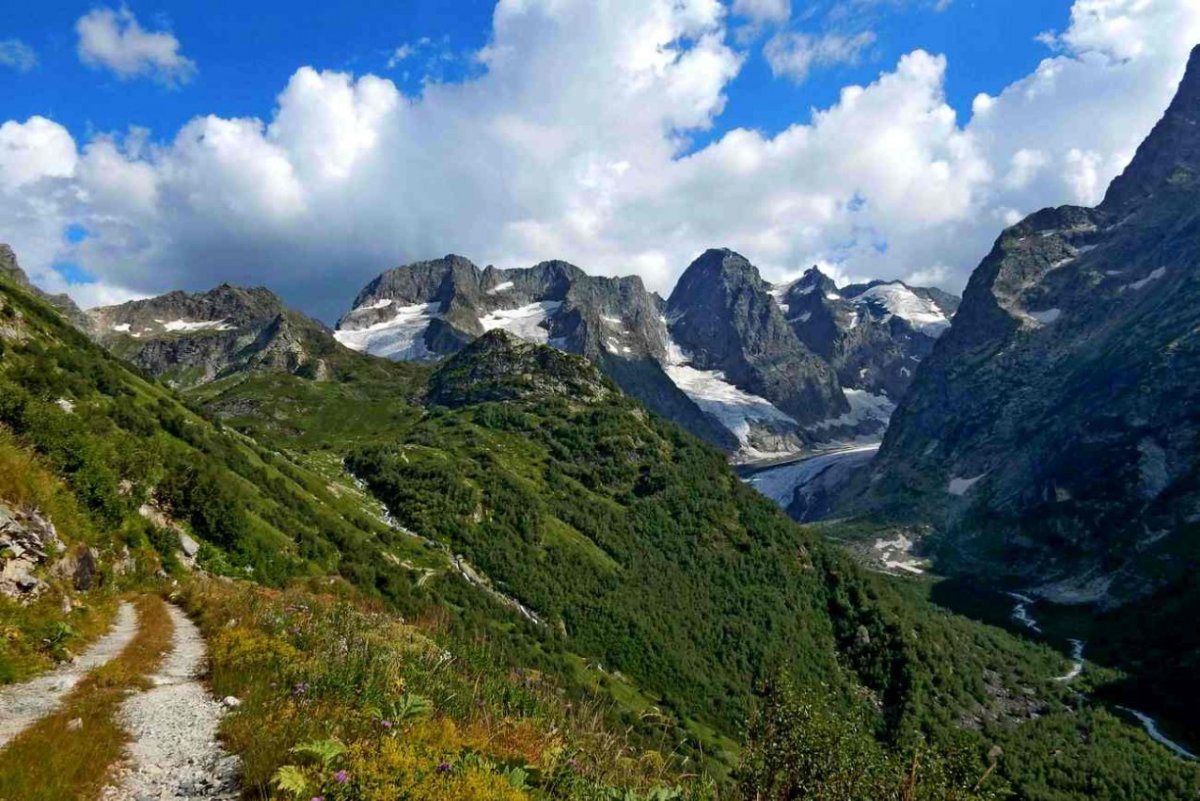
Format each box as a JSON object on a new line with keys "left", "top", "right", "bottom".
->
{"left": 102, "top": 604, "right": 240, "bottom": 801}
{"left": 0, "top": 601, "right": 138, "bottom": 749}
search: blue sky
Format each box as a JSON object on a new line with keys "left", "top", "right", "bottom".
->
{"left": 1, "top": 0, "right": 1194, "bottom": 319}
{"left": 4, "top": 1, "right": 1070, "bottom": 159}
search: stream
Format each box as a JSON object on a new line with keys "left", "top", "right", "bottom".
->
{"left": 1008, "top": 593, "right": 1194, "bottom": 760}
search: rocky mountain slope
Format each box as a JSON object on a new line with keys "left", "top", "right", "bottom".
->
{"left": 88, "top": 285, "right": 355, "bottom": 388}
{"left": 854, "top": 45, "right": 1200, "bottom": 611}
{"left": 0, "top": 245, "right": 91, "bottom": 332}
{"left": 776, "top": 266, "right": 958, "bottom": 400}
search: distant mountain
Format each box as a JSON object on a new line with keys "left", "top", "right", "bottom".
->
{"left": 775, "top": 266, "right": 959, "bottom": 400}
{"left": 853, "top": 45, "right": 1200, "bottom": 611}
{"left": 88, "top": 284, "right": 353, "bottom": 388}
{"left": 336, "top": 249, "right": 955, "bottom": 459}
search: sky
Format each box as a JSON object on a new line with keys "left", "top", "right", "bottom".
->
{"left": 1, "top": 0, "right": 1198, "bottom": 323}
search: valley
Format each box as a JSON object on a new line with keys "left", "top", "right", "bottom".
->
{"left": 3, "top": 32, "right": 1200, "bottom": 801}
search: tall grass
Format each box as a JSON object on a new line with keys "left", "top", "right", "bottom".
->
{"left": 180, "top": 578, "right": 716, "bottom": 800}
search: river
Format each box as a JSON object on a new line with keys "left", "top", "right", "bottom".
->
{"left": 1007, "top": 594, "right": 1195, "bottom": 760}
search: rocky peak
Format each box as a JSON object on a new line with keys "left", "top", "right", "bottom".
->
{"left": 1, "top": 244, "right": 29, "bottom": 287}
{"left": 667, "top": 248, "right": 847, "bottom": 425}
{"left": 0, "top": 244, "right": 91, "bottom": 331}
{"left": 782, "top": 266, "right": 840, "bottom": 302}
{"left": 849, "top": 54, "right": 1200, "bottom": 607}
{"left": 1103, "top": 44, "right": 1200, "bottom": 212}
{"left": 427, "top": 329, "right": 614, "bottom": 408}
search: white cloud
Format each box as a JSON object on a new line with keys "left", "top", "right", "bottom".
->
{"left": 386, "top": 44, "right": 415, "bottom": 68}
{"left": 76, "top": 5, "right": 195, "bottom": 86}
{"left": 764, "top": 30, "right": 877, "bottom": 84}
{"left": 733, "top": 0, "right": 791, "bottom": 25}
{"left": 1, "top": 0, "right": 1197, "bottom": 320}
{"left": 0, "top": 39, "right": 37, "bottom": 73}
{"left": 0, "top": 117, "right": 78, "bottom": 188}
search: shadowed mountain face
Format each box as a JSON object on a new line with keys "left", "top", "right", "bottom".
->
{"left": 853, "top": 45, "right": 1200, "bottom": 609}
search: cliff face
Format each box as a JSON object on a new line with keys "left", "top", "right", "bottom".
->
{"left": 854, "top": 46, "right": 1200, "bottom": 607}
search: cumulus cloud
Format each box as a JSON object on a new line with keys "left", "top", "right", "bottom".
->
{"left": 764, "top": 30, "right": 878, "bottom": 84}
{"left": 2, "top": 0, "right": 1198, "bottom": 320}
{"left": 0, "top": 39, "right": 37, "bottom": 73}
{"left": 76, "top": 5, "right": 195, "bottom": 86}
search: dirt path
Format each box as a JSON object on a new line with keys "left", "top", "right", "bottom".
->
{"left": 0, "top": 601, "right": 138, "bottom": 749}
{"left": 102, "top": 603, "right": 240, "bottom": 800}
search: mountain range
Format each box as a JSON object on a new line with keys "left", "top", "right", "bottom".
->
{"left": 76, "top": 247, "right": 956, "bottom": 462}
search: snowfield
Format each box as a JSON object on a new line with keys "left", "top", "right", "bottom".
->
{"left": 661, "top": 336, "right": 796, "bottom": 449}
{"left": 479, "top": 301, "right": 561, "bottom": 344}
{"left": 334, "top": 302, "right": 442, "bottom": 360}
{"left": 852, "top": 283, "right": 952, "bottom": 336}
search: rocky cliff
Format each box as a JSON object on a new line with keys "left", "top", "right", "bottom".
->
{"left": 853, "top": 45, "right": 1200, "bottom": 608}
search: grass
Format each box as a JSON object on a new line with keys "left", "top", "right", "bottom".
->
{"left": 0, "top": 595, "right": 173, "bottom": 801}
{"left": 179, "top": 576, "right": 717, "bottom": 801}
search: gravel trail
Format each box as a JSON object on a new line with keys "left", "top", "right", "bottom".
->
{"left": 0, "top": 601, "right": 138, "bottom": 749}
{"left": 102, "top": 604, "right": 240, "bottom": 800}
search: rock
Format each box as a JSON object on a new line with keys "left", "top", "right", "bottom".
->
{"left": 52, "top": 546, "right": 100, "bottom": 592}
{"left": 178, "top": 532, "right": 201, "bottom": 559}
{"left": 1, "top": 503, "right": 65, "bottom": 601}
{"left": 221, "top": 696, "right": 241, "bottom": 708}
{"left": 86, "top": 284, "right": 340, "bottom": 390}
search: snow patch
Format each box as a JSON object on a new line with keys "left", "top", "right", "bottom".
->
{"left": 1125, "top": 266, "right": 1166, "bottom": 291}
{"left": 161, "top": 319, "right": 234, "bottom": 333}
{"left": 1029, "top": 308, "right": 1061, "bottom": 324}
{"left": 948, "top": 474, "right": 986, "bottom": 495}
{"left": 486, "top": 281, "right": 514, "bottom": 295}
{"left": 111, "top": 323, "right": 131, "bottom": 333}
{"left": 479, "top": 301, "right": 561, "bottom": 344}
{"left": 807, "top": 389, "right": 896, "bottom": 435}
{"left": 334, "top": 302, "right": 442, "bottom": 361}
{"left": 852, "top": 283, "right": 951, "bottom": 337}
{"left": 661, "top": 335, "right": 796, "bottom": 449}
{"left": 355, "top": 298, "right": 394, "bottom": 311}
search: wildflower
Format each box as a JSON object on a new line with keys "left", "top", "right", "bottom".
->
{"left": 292, "top": 682, "right": 309, "bottom": 697}
{"left": 380, "top": 719, "right": 393, "bottom": 729}
{"left": 436, "top": 762, "right": 451, "bottom": 773}
{"left": 335, "top": 770, "right": 349, "bottom": 784}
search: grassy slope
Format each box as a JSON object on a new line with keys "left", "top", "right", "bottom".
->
{"left": 4, "top": 270, "right": 1198, "bottom": 799}
{"left": 199, "top": 338, "right": 1200, "bottom": 799}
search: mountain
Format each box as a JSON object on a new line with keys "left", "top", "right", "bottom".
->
{"left": 87, "top": 284, "right": 359, "bottom": 388}
{"left": 853, "top": 46, "right": 1200, "bottom": 615}
{"left": 665, "top": 249, "right": 847, "bottom": 426}
{"left": 0, "top": 244, "right": 91, "bottom": 331}
{"left": 4, "top": 242, "right": 1197, "bottom": 799}
{"left": 776, "top": 266, "right": 959, "bottom": 400}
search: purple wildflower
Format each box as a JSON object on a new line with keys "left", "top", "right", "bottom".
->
{"left": 436, "top": 762, "right": 451, "bottom": 773}
{"left": 292, "top": 682, "right": 308, "bottom": 697}
{"left": 335, "top": 770, "right": 349, "bottom": 784}
{"left": 380, "top": 719, "right": 393, "bottom": 729}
